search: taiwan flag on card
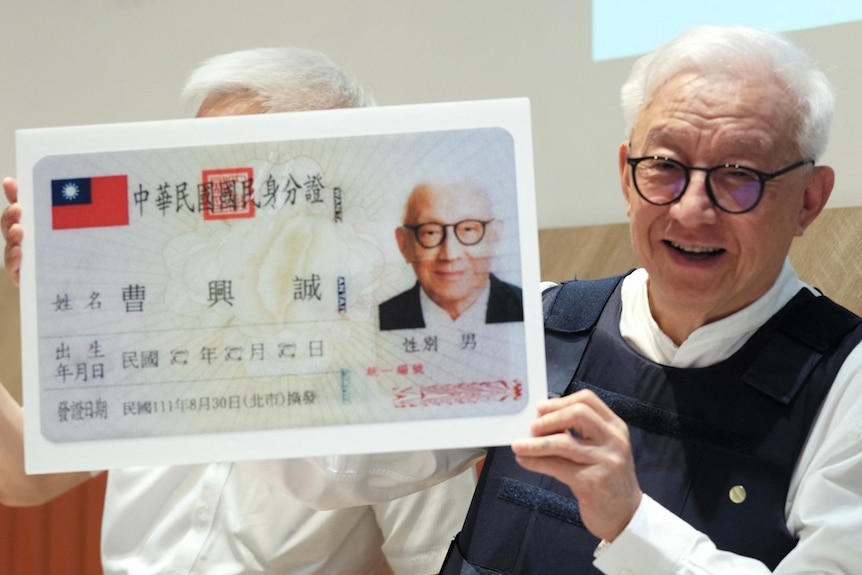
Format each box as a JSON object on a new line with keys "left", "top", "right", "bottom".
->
{"left": 51, "top": 175, "right": 129, "bottom": 230}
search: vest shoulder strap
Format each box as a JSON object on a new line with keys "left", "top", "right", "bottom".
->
{"left": 744, "top": 291, "right": 862, "bottom": 404}
{"left": 543, "top": 272, "right": 628, "bottom": 332}
{"left": 543, "top": 273, "right": 628, "bottom": 397}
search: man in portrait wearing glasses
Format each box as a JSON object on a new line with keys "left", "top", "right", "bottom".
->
{"left": 378, "top": 181, "right": 523, "bottom": 331}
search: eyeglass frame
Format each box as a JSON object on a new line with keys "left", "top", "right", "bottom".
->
{"left": 625, "top": 155, "right": 815, "bottom": 214}
{"left": 402, "top": 219, "right": 494, "bottom": 249}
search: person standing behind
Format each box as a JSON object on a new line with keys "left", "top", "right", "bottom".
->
{"left": 1, "top": 46, "right": 477, "bottom": 575}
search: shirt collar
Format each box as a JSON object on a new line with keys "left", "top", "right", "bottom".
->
{"left": 620, "top": 258, "right": 813, "bottom": 368}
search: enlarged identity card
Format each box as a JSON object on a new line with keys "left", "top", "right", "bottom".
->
{"left": 17, "top": 99, "right": 546, "bottom": 472}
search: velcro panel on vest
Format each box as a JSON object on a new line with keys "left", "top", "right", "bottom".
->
{"left": 743, "top": 295, "right": 862, "bottom": 405}
{"left": 569, "top": 380, "right": 757, "bottom": 454}
{"left": 498, "top": 477, "right": 584, "bottom": 527}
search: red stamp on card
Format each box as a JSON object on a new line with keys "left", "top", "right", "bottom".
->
{"left": 393, "top": 379, "right": 523, "bottom": 408}
{"left": 201, "top": 168, "right": 255, "bottom": 220}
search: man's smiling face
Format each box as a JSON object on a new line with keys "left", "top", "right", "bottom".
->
{"left": 619, "top": 72, "right": 826, "bottom": 333}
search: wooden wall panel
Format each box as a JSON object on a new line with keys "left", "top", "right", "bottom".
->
{"left": 538, "top": 206, "right": 862, "bottom": 316}
{"left": 787, "top": 206, "right": 862, "bottom": 316}
{"left": 538, "top": 220, "right": 636, "bottom": 282}
{"left": 0, "top": 278, "right": 21, "bottom": 403}
{"left": 0, "top": 473, "right": 105, "bottom": 575}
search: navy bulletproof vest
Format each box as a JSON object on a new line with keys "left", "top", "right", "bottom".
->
{"left": 441, "top": 274, "right": 862, "bottom": 574}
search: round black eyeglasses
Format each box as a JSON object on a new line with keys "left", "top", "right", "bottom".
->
{"left": 626, "top": 156, "right": 814, "bottom": 214}
{"left": 403, "top": 219, "right": 493, "bottom": 249}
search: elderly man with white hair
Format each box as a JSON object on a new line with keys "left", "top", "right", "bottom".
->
{"left": 1, "top": 46, "right": 476, "bottom": 575}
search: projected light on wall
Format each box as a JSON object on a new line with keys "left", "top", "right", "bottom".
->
{"left": 593, "top": 1, "right": 862, "bottom": 61}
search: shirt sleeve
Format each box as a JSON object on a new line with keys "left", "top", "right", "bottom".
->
{"left": 779, "top": 342, "right": 862, "bottom": 573}
{"left": 593, "top": 495, "right": 774, "bottom": 574}
{"left": 247, "top": 448, "right": 485, "bottom": 509}
{"left": 374, "top": 466, "right": 478, "bottom": 575}
{"left": 594, "top": 343, "right": 862, "bottom": 575}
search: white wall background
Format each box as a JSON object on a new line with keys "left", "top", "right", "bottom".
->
{"left": 2, "top": 0, "right": 861, "bottom": 234}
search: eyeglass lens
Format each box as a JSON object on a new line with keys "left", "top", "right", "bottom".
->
{"left": 412, "top": 220, "right": 487, "bottom": 248}
{"left": 634, "top": 158, "right": 762, "bottom": 212}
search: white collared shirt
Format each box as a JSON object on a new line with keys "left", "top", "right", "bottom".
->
{"left": 100, "top": 461, "right": 476, "bottom": 574}
{"left": 619, "top": 261, "right": 814, "bottom": 368}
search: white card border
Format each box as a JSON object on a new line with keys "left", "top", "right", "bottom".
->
{"left": 17, "top": 98, "right": 547, "bottom": 473}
